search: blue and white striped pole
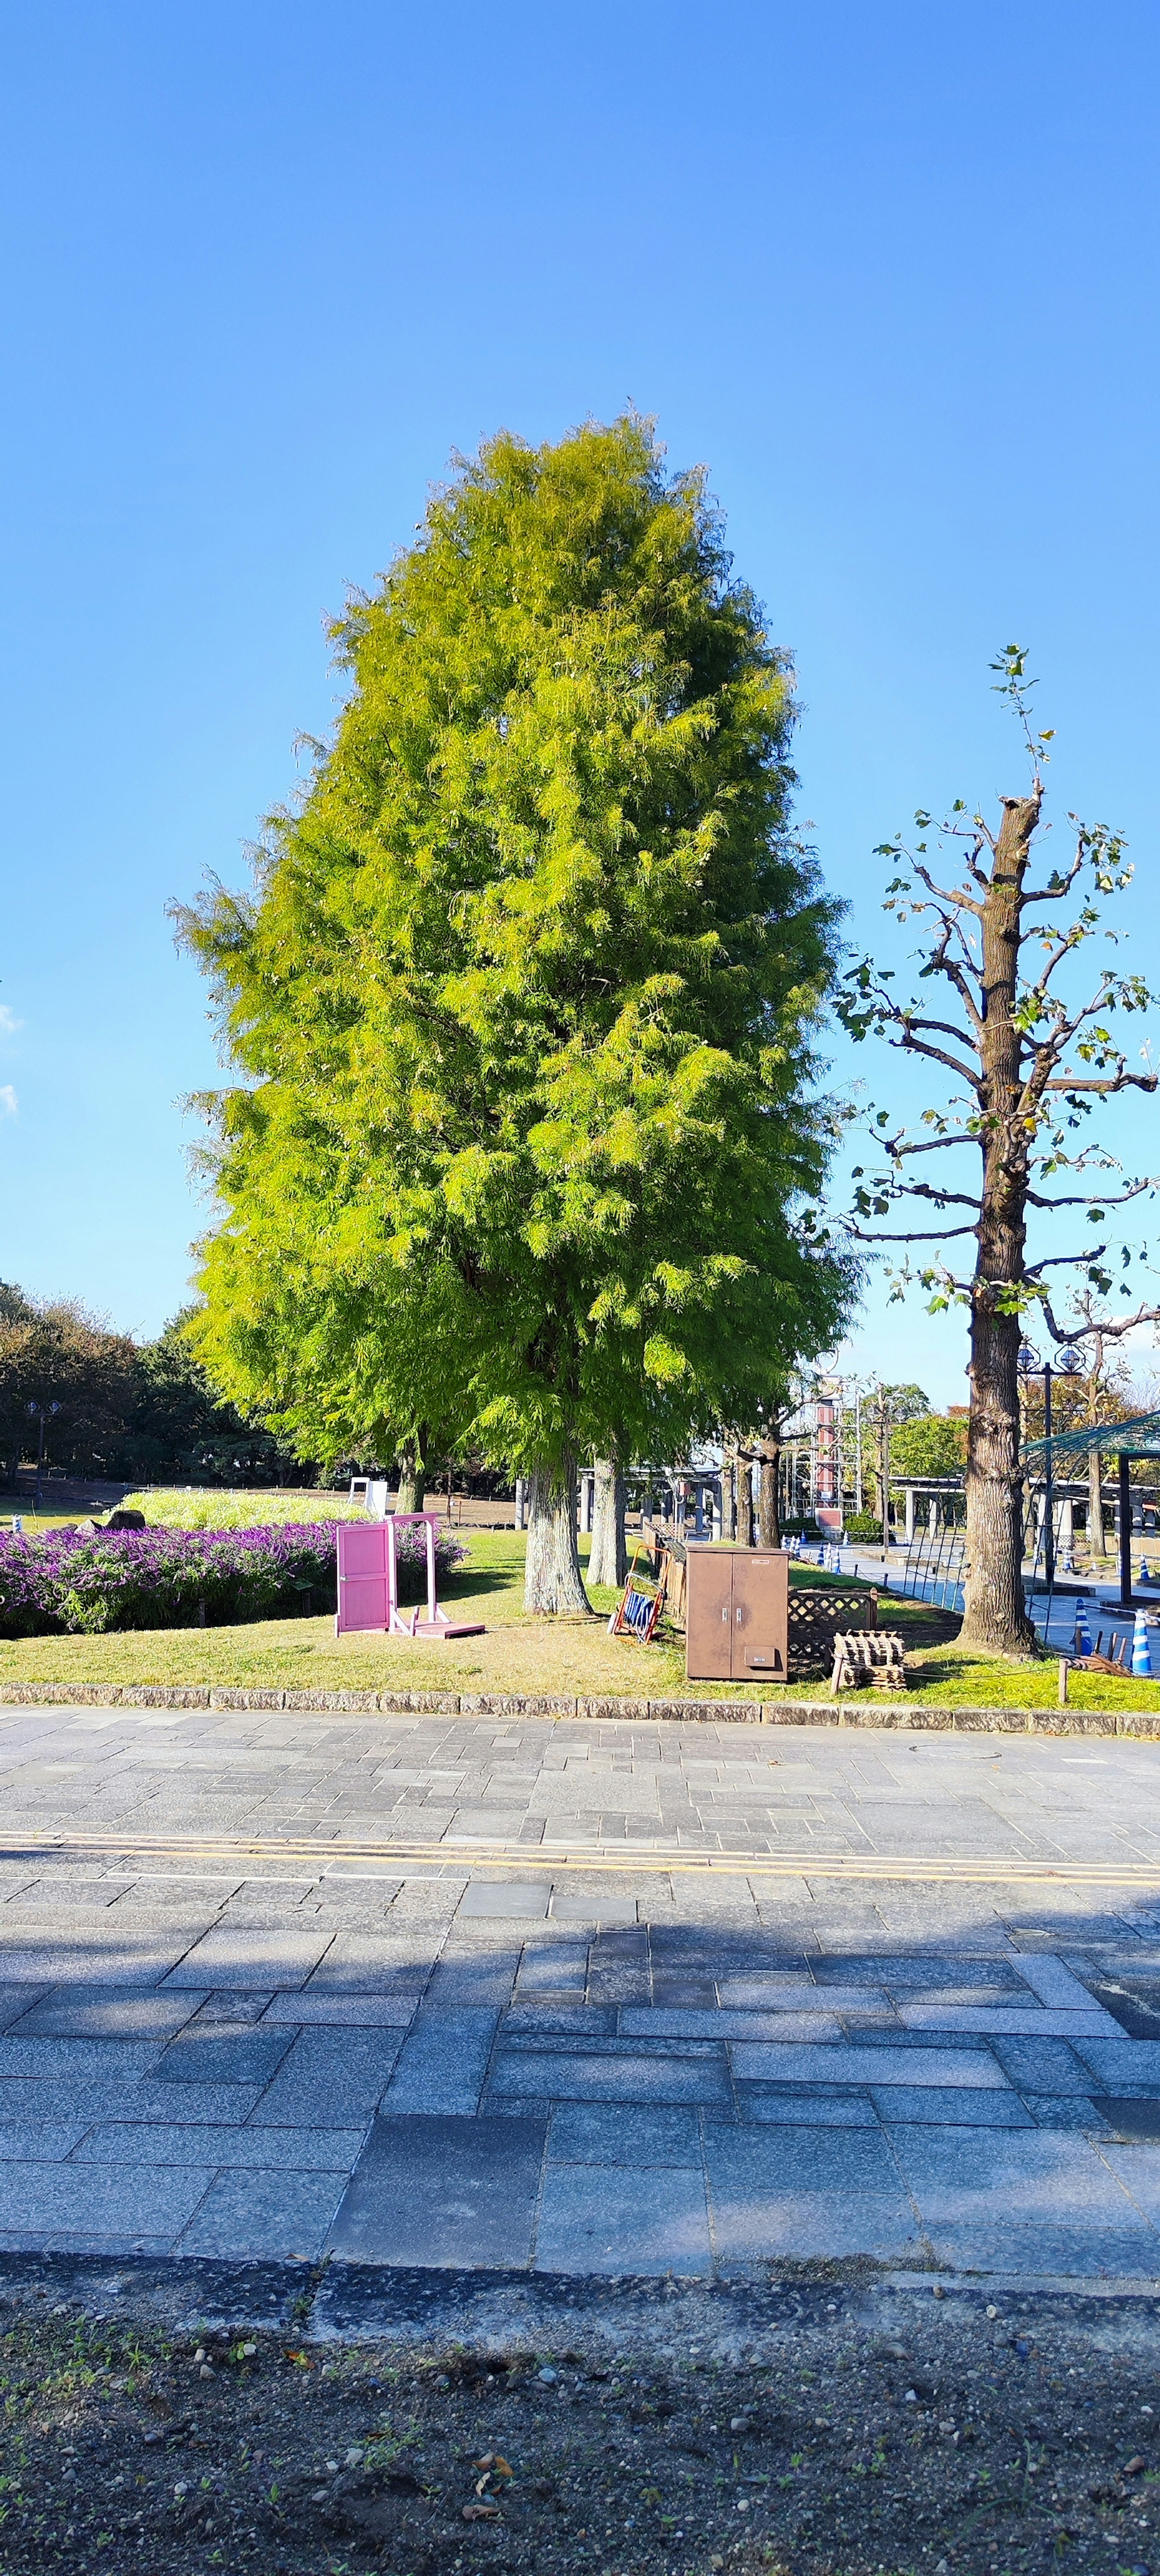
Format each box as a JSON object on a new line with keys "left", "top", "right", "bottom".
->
{"left": 1073, "top": 1600, "right": 1092, "bottom": 1657}
{"left": 1132, "top": 1610, "right": 1153, "bottom": 1680}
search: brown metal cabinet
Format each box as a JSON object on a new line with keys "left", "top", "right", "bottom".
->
{"left": 685, "top": 1545, "right": 789, "bottom": 1682}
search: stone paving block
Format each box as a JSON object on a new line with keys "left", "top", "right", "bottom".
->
{"left": 926, "top": 2221, "right": 1160, "bottom": 2274}
{"left": 73, "top": 2121, "right": 368, "bottom": 2168}
{"left": 178, "top": 2166, "right": 349, "bottom": 2260}
{"left": 328, "top": 2113, "right": 546, "bottom": 2268}
{"left": 549, "top": 1896, "right": 639, "bottom": 1925}
{"left": 1072, "top": 2036, "right": 1160, "bottom": 2086}
{"left": 812, "top": 1955, "right": 1020, "bottom": 1990}
{"left": 0, "top": 1986, "right": 51, "bottom": 2033}
{"left": 1013, "top": 1953, "right": 1106, "bottom": 2011}
{"left": 0, "top": 2035, "right": 163, "bottom": 2080}
{"left": 890, "top": 2122, "right": 1142, "bottom": 2221}
{"left": 512, "top": 1944, "right": 588, "bottom": 1994}
{"left": 730, "top": 2040, "right": 1008, "bottom": 2087}
{"left": 737, "top": 2092, "right": 878, "bottom": 2127}
{"left": 9, "top": 1987, "right": 204, "bottom": 2040}
{"left": 547, "top": 2103, "right": 704, "bottom": 2167}
{"left": 871, "top": 2085, "right": 1034, "bottom": 2127}
{"left": 457, "top": 1881, "right": 552, "bottom": 1919}
{"left": 897, "top": 2006, "right": 1121, "bottom": 2037}
{"left": 0, "top": 2075, "right": 264, "bottom": 2125}
{"left": 248, "top": 2027, "right": 405, "bottom": 2124}
{"left": 1021, "top": 2093, "right": 1112, "bottom": 2132}
{"left": 703, "top": 2124, "right": 921, "bottom": 2261}
{"left": 0, "top": 2159, "right": 212, "bottom": 2251}
{"left": 717, "top": 1976, "right": 886, "bottom": 2012}
{"left": 586, "top": 1970, "right": 653, "bottom": 2005}
{"left": 164, "top": 1929, "right": 336, "bottom": 1989}
{"left": 619, "top": 2006, "right": 844, "bottom": 2044}
{"left": 489, "top": 2046, "right": 731, "bottom": 2107}
{"left": 261, "top": 1991, "right": 419, "bottom": 2029}
{"left": 503, "top": 2005, "right": 617, "bottom": 2037}
{"left": 534, "top": 2159, "right": 711, "bottom": 2275}
{"left": 155, "top": 2027, "right": 295, "bottom": 2085}
{"left": 422, "top": 1959, "right": 520, "bottom": 2009}
{"left": 380, "top": 2010, "right": 498, "bottom": 2116}
{"left": 989, "top": 2035, "right": 1098, "bottom": 2095}
{"left": 0, "top": 1945, "right": 188, "bottom": 1987}
{"left": 650, "top": 1977, "right": 721, "bottom": 2008}
{"left": 0, "top": 2121, "right": 91, "bottom": 2160}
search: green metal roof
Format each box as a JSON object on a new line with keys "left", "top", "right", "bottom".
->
{"left": 1023, "top": 1408, "right": 1160, "bottom": 1465}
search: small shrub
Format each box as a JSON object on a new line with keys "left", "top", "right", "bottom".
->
{"left": 844, "top": 1513, "right": 883, "bottom": 1542}
{"left": 121, "top": 1488, "right": 372, "bottom": 1530}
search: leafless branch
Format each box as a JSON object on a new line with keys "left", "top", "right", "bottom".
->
{"left": 891, "top": 1030, "right": 981, "bottom": 1086}
{"left": 911, "top": 861, "right": 984, "bottom": 917}
{"left": 1041, "top": 1294, "right": 1160, "bottom": 1345}
{"left": 848, "top": 1223, "right": 979, "bottom": 1243}
{"left": 1045, "top": 1076, "right": 1157, "bottom": 1100}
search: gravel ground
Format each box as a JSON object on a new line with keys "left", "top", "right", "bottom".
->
{"left": 3, "top": 2270, "right": 1160, "bottom": 2575}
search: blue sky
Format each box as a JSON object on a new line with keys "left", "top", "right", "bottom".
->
{"left": 2, "top": 0, "right": 1158, "bottom": 1405}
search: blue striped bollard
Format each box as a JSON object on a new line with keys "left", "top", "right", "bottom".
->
{"left": 1073, "top": 1600, "right": 1092, "bottom": 1657}
{"left": 1132, "top": 1610, "right": 1153, "bottom": 1680}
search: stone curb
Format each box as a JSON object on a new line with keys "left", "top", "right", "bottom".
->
{"left": 0, "top": 1681, "right": 1157, "bottom": 1734}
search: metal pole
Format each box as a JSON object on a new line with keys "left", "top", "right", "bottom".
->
{"left": 854, "top": 1390, "right": 862, "bottom": 1515}
{"left": 1043, "top": 1363, "right": 1055, "bottom": 1590}
{"left": 34, "top": 1411, "right": 45, "bottom": 1513}
{"left": 1120, "top": 1451, "right": 1133, "bottom": 1609}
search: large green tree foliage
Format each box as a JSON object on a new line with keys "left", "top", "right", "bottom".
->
{"left": 179, "top": 419, "right": 853, "bottom": 1609}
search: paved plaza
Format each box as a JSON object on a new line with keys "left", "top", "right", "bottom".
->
{"left": 3, "top": 1703, "right": 1160, "bottom": 2281}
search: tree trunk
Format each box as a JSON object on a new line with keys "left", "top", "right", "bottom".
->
{"left": 395, "top": 1428, "right": 429, "bottom": 1514}
{"left": 736, "top": 1453, "right": 754, "bottom": 1547}
{"left": 588, "top": 1456, "right": 627, "bottom": 1589}
{"left": 1087, "top": 1441, "right": 1107, "bottom": 1558}
{"left": 721, "top": 1456, "right": 737, "bottom": 1543}
{"left": 959, "top": 793, "right": 1042, "bottom": 1658}
{"left": 758, "top": 1440, "right": 781, "bottom": 1548}
{"left": 524, "top": 1456, "right": 591, "bottom": 1614}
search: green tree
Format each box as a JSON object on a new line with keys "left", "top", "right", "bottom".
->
{"left": 890, "top": 1411, "right": 968, "bottom": 1480}
{"left": 0, "top": 1293, "right": 139, "bottom": 1486}
{"left": 132, "top": 1311, "right": 303, "bottom": 1487}
{"left": 178, "top": 417, "right": 853, "bottom": 1610}
{"left": 839, "top": 651, "right": 1159, "bottom": 1655}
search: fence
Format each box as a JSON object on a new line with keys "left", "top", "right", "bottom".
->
{"left": 894, "top": 1491, "right": 968, "bottom": 1615}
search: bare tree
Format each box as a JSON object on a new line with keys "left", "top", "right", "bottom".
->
{"left": 839, "top": 650, "right": 1159, "bottom": 1656}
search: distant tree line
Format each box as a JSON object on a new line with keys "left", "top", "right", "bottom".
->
{"left": 0, "top": 1287, "right": 306, "bottom": 1489}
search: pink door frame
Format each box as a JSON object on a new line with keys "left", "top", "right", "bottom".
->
{"left": 336, "top": 1512, "right": 444, "bottom": 1637}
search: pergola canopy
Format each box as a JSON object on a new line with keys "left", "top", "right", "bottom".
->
{"left": 1023, "top": 1408, "right": 1160, "bottom": 1467}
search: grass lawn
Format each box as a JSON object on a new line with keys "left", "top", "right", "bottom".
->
{"left": 1, "top": 1528, "right": 1159, "bottom": 1714}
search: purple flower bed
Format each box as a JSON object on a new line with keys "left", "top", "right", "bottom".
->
{"left": 0, "top": 1520, "right": 467, "bottom": 1638}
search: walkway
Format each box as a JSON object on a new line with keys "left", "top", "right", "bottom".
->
{"left": 3, "top": 1703, "right": 1160, "bottom": 2280}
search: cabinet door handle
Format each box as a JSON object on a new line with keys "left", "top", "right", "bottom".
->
{"left": 736, "top": 1607, "right": 743, "bottom": 1624}
{"left": 721, "top": 1605, "right": 728, "bottom": 1621}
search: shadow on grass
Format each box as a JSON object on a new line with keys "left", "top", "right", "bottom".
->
{"left": 438, "top": 1562, "right": 524, "bottom": 1604}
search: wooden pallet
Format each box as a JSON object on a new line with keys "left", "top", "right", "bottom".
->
{"left": 831, "top": 1630, "right": 907, "bottom": 1695}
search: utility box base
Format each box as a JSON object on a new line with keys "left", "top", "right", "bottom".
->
{"left": 685, "top": 1545, "right": 789, "bottom": 1682}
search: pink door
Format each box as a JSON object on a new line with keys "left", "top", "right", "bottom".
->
{"left": 336, "top": 1522, "right": 391, "bottom": 1633}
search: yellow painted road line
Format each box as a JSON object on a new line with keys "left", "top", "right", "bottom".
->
{"left": 8, "top": 1829, "right": 1160, "bottom": 1887}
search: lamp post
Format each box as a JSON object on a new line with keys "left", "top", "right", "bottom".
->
{"left": 26, "top": 1401, "right": 60, "bottom": 1513}
{"left": 1019, "top": 1346, "right": 1054, "bottom": 1587}
{"left": 1019, "top": 1346, "right": 1081, "bottom": 1592}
